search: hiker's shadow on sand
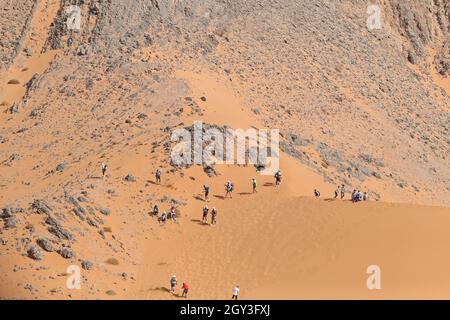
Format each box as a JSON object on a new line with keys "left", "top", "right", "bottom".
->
{"left": 191, "top": 219, "right": 210, "bottom": 226}
{"left": 88, "top": 175, "right": 103, "bottom": 179}
{"left": 193, "top": 195, "right": 205, "bottom": 202}
{"left": 147, "top": 180, "right": 175, "bottom": 189}
{"left": 324, "top": 198, "right": 336, "bottom": 202}
{"left": 238, "top": 192, "right": 252, "bottom": 196}
{"left": 150, "top": 286, "right": 171, "bottom": 293}
{"left": 213, "top": 195, "right": 226, "bottom": 200}
{"left": 264, "top": 182, "right": 274, "bottom": 187}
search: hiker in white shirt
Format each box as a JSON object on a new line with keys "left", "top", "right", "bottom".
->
{"left": 232, "top": 285, "right": 240, "bottom": 300}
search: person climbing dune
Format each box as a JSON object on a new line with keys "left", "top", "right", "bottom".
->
{"left": 211, "top": 207, "right": 218, "bottom": 225}
{"left": 314, "top": 189, "right": 321, "bottom": 198}
{"left": 274, "top": 170, "right": 282, "bottom": 186}
{"left": 203, "top": 185, "right": 210, "bottom": 201}
{"left": 202, "top": 205, "right": 209, "bottom": 224}
{"left": 155, "top": 169, "right": 162, "bottom": 184}
{"left": 101, "top": 163, "right": 107, "bottom": 178}
{"left": 225, "top": 181, "right": 234, "bottom": 198}
{"left": 170, "top": 275, "right": 177, "bottom": 293}
{"left": 152, "top": 204, "right": 159, "bottom": 217}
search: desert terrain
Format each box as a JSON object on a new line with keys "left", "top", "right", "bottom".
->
{"left": 0, "top": 0, "right": 449, "bottom": 299}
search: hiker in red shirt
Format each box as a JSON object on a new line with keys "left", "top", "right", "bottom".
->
{"left": 182, "top": 282, "right": 189, "bottom": 298}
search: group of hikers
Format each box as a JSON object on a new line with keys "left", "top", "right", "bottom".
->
{"left": 333, "top": 184, "right": 369, "bottom": 202}
{"left": 170, "top": 275, "right": 189, "bottom": 298}
{"left": 170, "top": 275, "right": 240, "bottom": 300}
{"left": 313, "top": 184, "right": 369, "bottom": 202}
{"left": 351, "top": 189, "right": 369, "bottom": 202}
{"left": 197, "top": 170, "right": 283, "bottom": 224}
{"left": 151, "top": 204, "right": 177, "bottom": 225}
{"left": 99, "top": 162, "right": 375, "bottom": 299}
{"left": 202, "top": 204, "right": 218, "bottom": 225}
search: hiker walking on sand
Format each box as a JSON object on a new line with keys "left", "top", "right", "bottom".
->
{"left": 314, "top": 189, "right": 321, "bottom": 198}
{"left": 169, "top": 206, "right": 176, "bottom": 221}
{"left": 152, "top": 204, "right": 159, "bottom": 217}
{"left": 101, "top": 163, "right": 108, "bottom": 178}
{"left": 170, "top": 275, "right": 177, "bottom": 293}
{"left": 252, "top": 178, "right": 257, "bottom": 193}
{"left": 211, "top": 207, "right": 217, "bottom": 225}
{"left": 340, "top": 184, "right": 345, "bottom": 200}
{"left": 274, "top": 170, "right": 282, "bottom": 186}
{"left": 232, "top": 285, "right": 240, "bottom": 300}
{"left": 159, "top": 211, "right": 167, "bottom": 225}
{"left": 357, "top": 190, "right": 363, "bottom": 202}
{"left": 181, "top": 282, "right": 189, "bottom": 298}
{"left": 202, "top": 205, "right": 209, "bottom": 224}
{"left": 334, "top": 186, "right": 340, "bottom": 199}
{"left": 225, "top": 181, "right": 234, "bottom": 198}
{"left": 155, "top": 169, "right": 162, "bottom": 184}
{"left": 351, "top": 189, "right": 357, "bottom": 202}
{"left": 203, "top": 185, "right": 210, "bottom": 201}
{"left": 363, "top": 192, "right": 369, "bottom": 201}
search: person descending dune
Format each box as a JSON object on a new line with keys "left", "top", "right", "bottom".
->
{"left": 155, "top": 169, "right": 162, "bottom": 184}
{"left": 334, "top": 186, "right": 340, "bottom": 199}
{"left": 232, "top": 285, "right": 240, "bottom": 300}
{"left": 202, "top": 205, "right": 209, "bottom": 224}
{"left": 169, "top": 206, "right": 176, "bottom": 222}
{"left": 159, "top": 211, "right": 167, "bottom": 225}
{"left": 152, "top": 204, "right": 159, "bottom": 217}
{"left": 340, "top": 184, "right": 345, "bottom": 200}
{"left": 274, "top": 170, "right": 282, "bottom": 187}
{"left": 225, "top": 181, "right": 234, "bottom": 198}
{"left": 314, "top": 189, "right": 321, "bottom": 198}
{"left": 170, "top": 275, "right": 177, "bottom": 294}
{"left": 181, "top": 282, "right": 189, "bottom": 298}
{"left": 351, "top": 189, "right": 357, "bottom": 202}
{"left": 203, "top": 185, "right": 210, "bottom": 201}
{"left": 252, "top": 178, "right": 257, "bottom": 193}
{"left": 101, "top": 163, "right": 108, "bottom": 178}
{"left": 211, "top": 207, "right": 218, "bottom": 225}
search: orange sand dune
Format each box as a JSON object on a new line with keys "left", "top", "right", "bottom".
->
{"left": 1, "top": 68, "right": 449, "bottom": 300}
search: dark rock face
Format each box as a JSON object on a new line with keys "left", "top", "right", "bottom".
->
{"left": 81, "top": 260, "right": 93, "bottom": 270}
{"left": 56, "top": 163, "right": 66, "bottom": 172}
{"left": 384, "top": 0, "right": 449, "bottom": 75}
{"left": 31, "top": 200, "right": 52, "bottom": 215}
{"left": 1, "top": 206, "right": 23, "bottom": 219}
{"left": 58, "top": 246, "right": 76, "bottom": 259}
{"left": 4, "top": 216, "right": 18, "bottom": 229}
{"left": 37, "top": 238, "right": 54, "bottom": 252}
{"left": 124, "top": 174, "right": 136, "bottom": 182}
{"left": 45, "top": 215, "right": 74, "bottom": 241}
{"left": 0, "top": 0, "right": 38, "bottom": 69}
{"left": 99, "top": 208, "right": 111, "bottom": 216}
{"left": 27, "top": 245, "right": 43, "bottom": 261}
